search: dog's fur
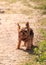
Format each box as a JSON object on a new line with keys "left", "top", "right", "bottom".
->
{"left": 17, "top": 22, "right": 34, "bottom": 50}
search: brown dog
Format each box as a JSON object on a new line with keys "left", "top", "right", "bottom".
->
{"left": 17, "top": 22, "right": 34, "bottom": 50}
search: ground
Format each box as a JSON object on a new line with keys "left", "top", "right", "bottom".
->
{"left": 0, "top": 14, "right": 38, "bottom": 65}
{"left": 0, "top": 0, "right": 46, "bottom": 65}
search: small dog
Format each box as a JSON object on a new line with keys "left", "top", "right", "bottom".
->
{"left": 17, "top": 22, "right": 34, "bottom": 50}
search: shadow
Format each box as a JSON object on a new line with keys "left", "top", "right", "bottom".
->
{"left": 19, "top": 45, "right": 38, "bottom": 55}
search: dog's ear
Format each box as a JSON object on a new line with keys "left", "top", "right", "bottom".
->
{"left": 17, "top": 23, "right": 20, "bottom": 29}
{"left": 17, "top": 23, "right": 20, "bottom": 31}
{"left": 26, "top": 22, "right": 30, "bottom": 31}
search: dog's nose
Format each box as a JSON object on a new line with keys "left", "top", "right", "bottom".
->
{"left": 23, "top": 32, "right": 25, "bottom": 35}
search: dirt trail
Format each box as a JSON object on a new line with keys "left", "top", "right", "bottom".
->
{"left": 0, "top": 13, "right": 40, "bottom": 65}
{"left": 0, "top": 1, "right": 43, "bottom": 65}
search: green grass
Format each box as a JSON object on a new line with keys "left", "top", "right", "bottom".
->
{"left": 34, "top": 40, "right": 46, "bottom": 63}
{"left": 36, "top": 18, "right": 46, "bottom": 64}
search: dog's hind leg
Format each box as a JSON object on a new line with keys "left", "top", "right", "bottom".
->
{"left": 26, "top": 41, "right": 30, "bottom": 50}
{"left": 26, "top": 40, "right": 32, "bottom": 50}
{"left": 31, "top": 36, "right": 34, "bottom": 47}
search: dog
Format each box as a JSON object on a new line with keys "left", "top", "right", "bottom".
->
{"left": 17, "top": 22, "right": 34, "bottom": 50}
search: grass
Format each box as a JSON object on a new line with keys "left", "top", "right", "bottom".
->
{"left": 0, "top": 0, "right": 17, "bottom": 3}
{"left": 19, "top": 55, "right": 41, "bottom": 65}
{"left": 34, "top": 40, "right": 46, "bottom": 62}
{"left": 20, "top": 0, "right": 46, "bottom": 9}
{"left": 38, "top": 18, "right": 46, "bottom": 40}
{"left": 31, "top": 0, "right": 46, "bottom": 3}
{"left": 38, "top": 18, "right": 46, "bottom": 37}
{"left": 34, "top": 5, "right": 46, "bottom": 9}
{"left": 39, "top": 28, "right": 46, "bottom": 38}
{"left": 39, "top": 18, "right": 46, "bottom": 26}
{"left": 21, "top": 9, "right": 33, "bottom": 15}
{"left": 35, "top": 18, "right": 46, "bottom": 64}
{"left": 31, "top": 0, "right": 46, "bottom": 10}
{"left": 21, "top": 0, "right": 32, "bottom": 7}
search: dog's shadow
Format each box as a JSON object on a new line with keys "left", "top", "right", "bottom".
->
{"left": 19, "top": 46, "right": 38, "bottom": 55}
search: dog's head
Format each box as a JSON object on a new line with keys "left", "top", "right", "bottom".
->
{"left": 17, "top": 22, "right": 30, "bottom": 40}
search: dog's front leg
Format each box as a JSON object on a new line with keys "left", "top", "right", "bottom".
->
{"left": 17, "top": 39, "right": 21, "bottom": 49}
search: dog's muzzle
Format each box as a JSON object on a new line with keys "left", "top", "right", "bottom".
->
{"left": 19, "top": 28, "right": 29, "bottom": 41}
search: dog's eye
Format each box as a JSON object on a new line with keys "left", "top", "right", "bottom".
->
{"left": 20, "top": 31, "right": 23, "bottom": 33}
